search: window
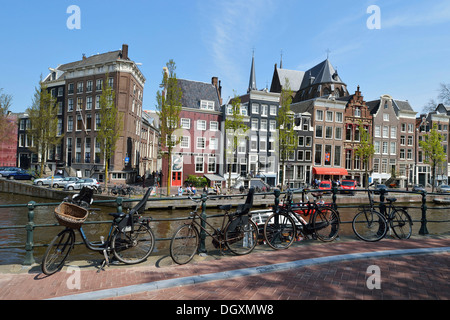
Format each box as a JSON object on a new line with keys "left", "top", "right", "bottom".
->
{"left": 252, "top": 103, "right": 259, "bottom": 114}
{"left": 383, "top": 113, "right": 389, "bottom": 121}
{"left": 346, "top": 125, "right": 352, "bottom": 141}
{"left": 305, "top": 136, "right": 312, "bottom": 147}
{"left": 407, "top": 136, "right": 413, "bottom": 146}
{"left": 326, "top": 111, "right": 333, "bottom": 122}
{"left": 260, "top": 119, "right": 267, "bottom": 131}
{"left": 374, "top": 141, "right": 380, "bottom": 154}
{"left": 251, "top": 118, "right": 258, "bottom": 130}
{"left": 314, "top": 144, "right": 322, "bottom": 165}
{"left": 407, "top": 149, "right": 412, "bottom": 160}
{"left": 400, "top": 135, "right": 405, "bottom": 145}
{"left": 76, "top": 114, "right": 83, "bottom": 131}
{"left": 381, "top": 159, "right": 388, "bottom": 173}
{"left": 400, "top": 149, "right": 405, "bottom": 159}
{"left": 96, "top": 79, "right": 103, "bottom": 91}
{"left": 316, "top": 110, "right": 323, "bottom": 121}
{"left": 58, "top": 87, "right": 63, "bottom": 97}
{"left": 324, "top": 145, "right": 332, "bottom": 166}
{"left": 390, "top": 142, "right": 396, "bottom": 155}
{"left": 305, "top": 151, "right": 312, "bottom": 161}
{"left": 210, "top": 121, "right": 219, "bottom": 131}
{"left": 95, "top": 113, "right": 100, "bottom": 130}
{"left": 335, "top": 112, "right": 343, "bottom": 123}
{"left": 345, "top": 149, "right": 352, "bottom": 169}
{"left": 238, "top": 139, "right": 246, "bottom": 153}
{"left": 334, "top": 146, "right": 341, "bottom": 166}
{"left": 298, "top": 136, "right": 304, "bottom": 147}
{"left": 259, "top": 136, "right": 266, "bottom": 151}
{"left": 108, "top": 77, "right": 114, "bottom": 88}
{"left": 373, "top": 159, "right": 380, "bottom": 173}
{"left": 86, "top": 96, "right": 92, "bottom": 110}
{"left": 382, "top": 141, "right": 388, "bottom": 154}
{"left": 197, "top": 120, "right": 206, "bottom": 130}
{"left": 195, "top": 156, "right": 204, "bottom": 172}
{"left": 250, "top": 136, "right": 257, "bottom": 151}
{"left": 269, "top": 120, "right": 276, "bottom": 131}
{"left": 383, "top": 126, "right": 389, "bottom": 138}
{"left": 374, "top": 125, "right": 381, "bottom": 137}
{"left": 180, "top": 136, "right": 189, "bottom": 148}
{"left": 86, "top": 114, "right": 92, "bottom": 131}
{"left": 408, "top": 123, "right": 414, "bottom": 133}
{"left": 196, "top": 137, "right": 205, "bottom": 149}
{"left": 354, "top": 107, "right": 361, "bottom": 117}
{"left": 77, "top": 82, "right": 83, "bottom": 93}
{"left": 87, "top": 80, "right": 93, "bottom": 92}
{"left": 315, "top": 125, "right": 323, "bottom": 138}
{"left": 68, "top": 98, "right": 74, "bottom": 112}
{"left": 261, "top": 105, "right": 268, "bottom": 117}
{"left": 68, "top": 83, "right": 74, "bottom": 94}
{"left": 209, "top": 138, "right": 218, "bottom": 150}
{"left": 303, "top": 118, "right": 309, "bottom": 131}
{"left": 270, "top": 105, "right": 277, "bottom": 115}
{"left": 180, "top": 118, "right": 190, "bottom": 129}
{"left": 335, "top": 127, "right": 342, "bottom": 140}
{"left": 77, "top": 97, "right": 83, "bottom": 111}
{"left": 391, "top": 126, "right": 397, "bottom": 138}
{"left": 354, "top": 126, "right": 360, "bottom": 141}
{"left": 201, "top": 100, "right": 214, "bottom": 110}
{"left": 208, "top": 157, "right": 216, "bottom": 173}
{"left": 325, "top": 126, "right": 333, "bottom": 139}
{"left": 297, "top": 150, "right": 304, "bottom": 161}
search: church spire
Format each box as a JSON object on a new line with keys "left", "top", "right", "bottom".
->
{"left": 248, "top": 51, "right": 257, "bottom": 93}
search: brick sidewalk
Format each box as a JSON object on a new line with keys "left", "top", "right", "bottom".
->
{"left": 0, "top": 235, "right": 449, "bottom": 300}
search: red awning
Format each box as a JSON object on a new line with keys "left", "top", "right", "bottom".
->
{"left": 313, "top": 167, "right": 349, "bottom": 176}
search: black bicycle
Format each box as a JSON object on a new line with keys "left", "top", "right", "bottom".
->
{"left": 352, "top": 185, "right": 413, "bottom": 242}
{"left": 263, "top": 189, "right": 340, "bottom": 250}
{"left": 170, "top": 188, "right": 258, "bottom": 265}
{"left": 41, "top": 187, "right": 155, "bottom": 275}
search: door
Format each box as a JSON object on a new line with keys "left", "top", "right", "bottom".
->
{"left": 172, "top": 172, "right": 182, "bottom": 187}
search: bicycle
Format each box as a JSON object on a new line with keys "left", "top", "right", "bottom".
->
{"left": 263, "top": 189, "right": 340, "bottom": 250}
{"left": 352, "top": 185, "right": 413, "bottom": 242}
{"left": 41, "top": 186, "right": 155, "bottom": 276}
{"left": 170, "top": 188, "right": 258, "bottom": 265}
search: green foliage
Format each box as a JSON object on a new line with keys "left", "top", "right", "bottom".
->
{"left": 26, "top": 78, "right": 63, "bottom": 176}
{"left": 419, "top": 123, "right": 447, "bottom": 191}
{"left": 96, "top": 73, "right": 123, "bottom": 186}
{"left": 0, "top": 88, "right": 14, "bottom": 145}
{"left": 156, "top": 60, "right": 183, "bottom": 194}
{"left": 355, "top": 121, "right": 375, "bottom": 187}
{"left": 185, "top": 175, "right": 207, "bottom": 187}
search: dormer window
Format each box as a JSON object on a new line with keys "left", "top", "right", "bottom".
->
{"left": 200, "top": 100, "right": 214, "bottom": 110}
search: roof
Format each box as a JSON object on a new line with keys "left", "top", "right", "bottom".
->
{"left": 393, "top": 100, "right": 414, "bottom": 112}
{"left": 177, "top": 79, "right": 221, "bottom": 112}
{"left": 58, "top": 50, "right": 124, "bottom": 71}
{"left": 275, "top": 68, "right": 305, "bottom": 92}
{"left": 300, "top": 59, "right": 345, "bottom": 90}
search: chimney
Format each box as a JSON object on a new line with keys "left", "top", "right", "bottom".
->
{"left": 122, "top": 44, "right": 129, "bottom": 60}
{"left": 211, "top": 77, "right": 222, "bottom": 105}
{"left": 82, "top": 53, "right": 86, "bottom": 60}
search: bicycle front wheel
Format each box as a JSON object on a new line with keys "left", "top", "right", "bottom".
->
{"left": 312, "top": 207, "right": 340, "bottom": 242}
{"left": 170, "top": 224, "right": 199, "bottom": 265}
{"left": 352, "top": 209, "right": 387, "bottom": 242}
{"left": 225, "top": 217, "right": 258, "bottom": 255}
{"left": 41, "top": 228, "right": 75, "bottom": 276}
{"left": 390, "top": 208, "right": 413, "bottom": 239}
{"left": 263, "top": 211, "right": 296, "bottom": 250}
{"left": 112, "top": 222, "right": 155, "bottom": 264}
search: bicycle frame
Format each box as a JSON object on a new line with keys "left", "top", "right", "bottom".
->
{"left": 186, "top": 206, "right": 230, "bottom": 244}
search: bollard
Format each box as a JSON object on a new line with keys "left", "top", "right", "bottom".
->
{"left": 23, "top": 201, "right": 36, "bottom": 266}
{"left": 331, "top": 182, "right": 338, "bottom": 210}
{"left": 198, "top": 193, "right": 208, "bottom": 253}
{"left": 378, "top": 189, "right": 386, "bottom": 217}
{"left": 419, "top": 190, "right": 429, "bottom": 235}
{"left": 273, "top": 189, "right": 280, "bottom": 212}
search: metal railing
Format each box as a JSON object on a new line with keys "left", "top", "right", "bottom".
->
{"left": 0, "top": 185, "right": 449, "bottom": 266}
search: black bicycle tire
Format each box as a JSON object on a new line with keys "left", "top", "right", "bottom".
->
{"left": 170, "top": 224, "right": 199, "bottom": 265}
{"left": 312, "top": 207, "right": 340, "bottom": 242}
{"left": 352, "top": 209, "right": 388, "bottom": 242}
{"left": 390, "top": 208, "right": 413, "bottom": 239}
{"left": 112, "top": 222, "right": 155, "bottom": 264}
{"left": 225, "top": 217, "right": 258, "bottom": 255}
{"left": 41, "top": 228, "right": 75, "bottom": 276}
{"left": 263, "top": 211, "right": 296, "bottom": 250}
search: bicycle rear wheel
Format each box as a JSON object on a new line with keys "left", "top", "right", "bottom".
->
{"left": 312, "top": 207, "right": 340, "bottom": 242}
{"left": 41, "top": 228, "right": 75, "bottom": 276}
{"left": 263, "top": 211, "right": 296, "bottom": 250}
{"left": 390, "top": 208, "right": 412, "bottom": 239}
{"left": 112, "top": 222, "right": 155, "bottom": 264}
{"left": 170, "top": 224, "right": 199, "bottom": 265}
{"left": 352, "top": 209, "right": 387, "bottom": 242}
{"left": 225, "top": 217, "right": 258, "bottom": 255}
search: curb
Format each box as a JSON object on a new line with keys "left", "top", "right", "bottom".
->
{"left": 47, "top": 246, "right": 450, "bottom": 300}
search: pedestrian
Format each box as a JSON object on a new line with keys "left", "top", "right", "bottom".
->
{"left": 178, "top": 186, "right": 183, "bottom": 196}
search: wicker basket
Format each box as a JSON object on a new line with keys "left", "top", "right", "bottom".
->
{"left": 54, "top": 202, "right": 89, "bottom": 229}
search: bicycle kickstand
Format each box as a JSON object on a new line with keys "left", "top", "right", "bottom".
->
{"left": 97, "top": 249, "right": 110, "bottom": 273}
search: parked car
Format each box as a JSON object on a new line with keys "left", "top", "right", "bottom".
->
{"left": 373, "top": 184, "right": 389, "bottom": 195}
{"left": 412, "top": 184, "right": 426, "bottom": 192}
{"left": 4, "top": 168, "right": 36, "bottom": 180}
{"left": 0, "top": 167, "right": 22, "bottom": 178}
{"left": 437, "top": 184, "right": 450, "bottom": 193}
{"left": 33, "top": 175, "right": 64, "bottom": 186}
{"left": 340, "top": 180, "right": 357, "bottom": 195}
{"left": 64, "top": 178, "right": 99, "bottom": 191}
{"left": 318, "top": 181, "right": 332, "bottom": 193}
{"left": 52, "top": 177, "right": 79, "bottom": 188}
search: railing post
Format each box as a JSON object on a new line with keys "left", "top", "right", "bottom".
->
{"left": 198, "top": 193, "right": 208, "bottom": 254}
{"left": 331, "top": 181, "right": 338, "bottom": 210}
{"left": 23, "top": 201, "right": 36, "bottom": 266}
{"left": 116, "top": 197, "right": 123, "bottom": 213}
{"left": 379, "top": 189, "right": 386, "bottom": 217}
{"left": 419, "top": 190, "right": 429, "bottom": 235}
{"left": 273, "top": 189, "right": 280, "bottom": 212}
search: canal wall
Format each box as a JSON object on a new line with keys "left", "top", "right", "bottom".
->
{"left": 0, "top": 178, "right": 435, "bottom": 211}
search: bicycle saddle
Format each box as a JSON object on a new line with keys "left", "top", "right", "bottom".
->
{"left": 219, "top": 204, "right": 232, "bottom": 211}
{"left": 386, "top": 197, "right": 397, "bottom": 203}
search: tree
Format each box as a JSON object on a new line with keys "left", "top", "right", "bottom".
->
{"left": 156, "top": 60, "right": 183, "bottom": 195}
{"left": 97, "top": 73, "right": 123, "bottom": 189}
{"left": 224, "top": 93, "right": 248, "bottom": 189}
{"left": 423, "top": 82, "right": 450, "bottom": 112}
{"left": 26, "top": 78, "right": 62, "bottom": 177}
{"left": 0, "top": 88, "right": 15, "bottom": 145}
{"left": 419, "top": 123, "right": 447, "bottom": 192}
{"left": 277, "top": 79, "right": 295, "bottom": 190}
{"left": 354, "top": 121, "right": 375, "bottom": 187}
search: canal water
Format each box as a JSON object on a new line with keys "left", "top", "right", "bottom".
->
{"left": 0, "top": 192, "right": 449, "bottom": 265}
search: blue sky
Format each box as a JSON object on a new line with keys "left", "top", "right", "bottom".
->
{"left": 1, "top": 0, "right": 449, "bottom": 114}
